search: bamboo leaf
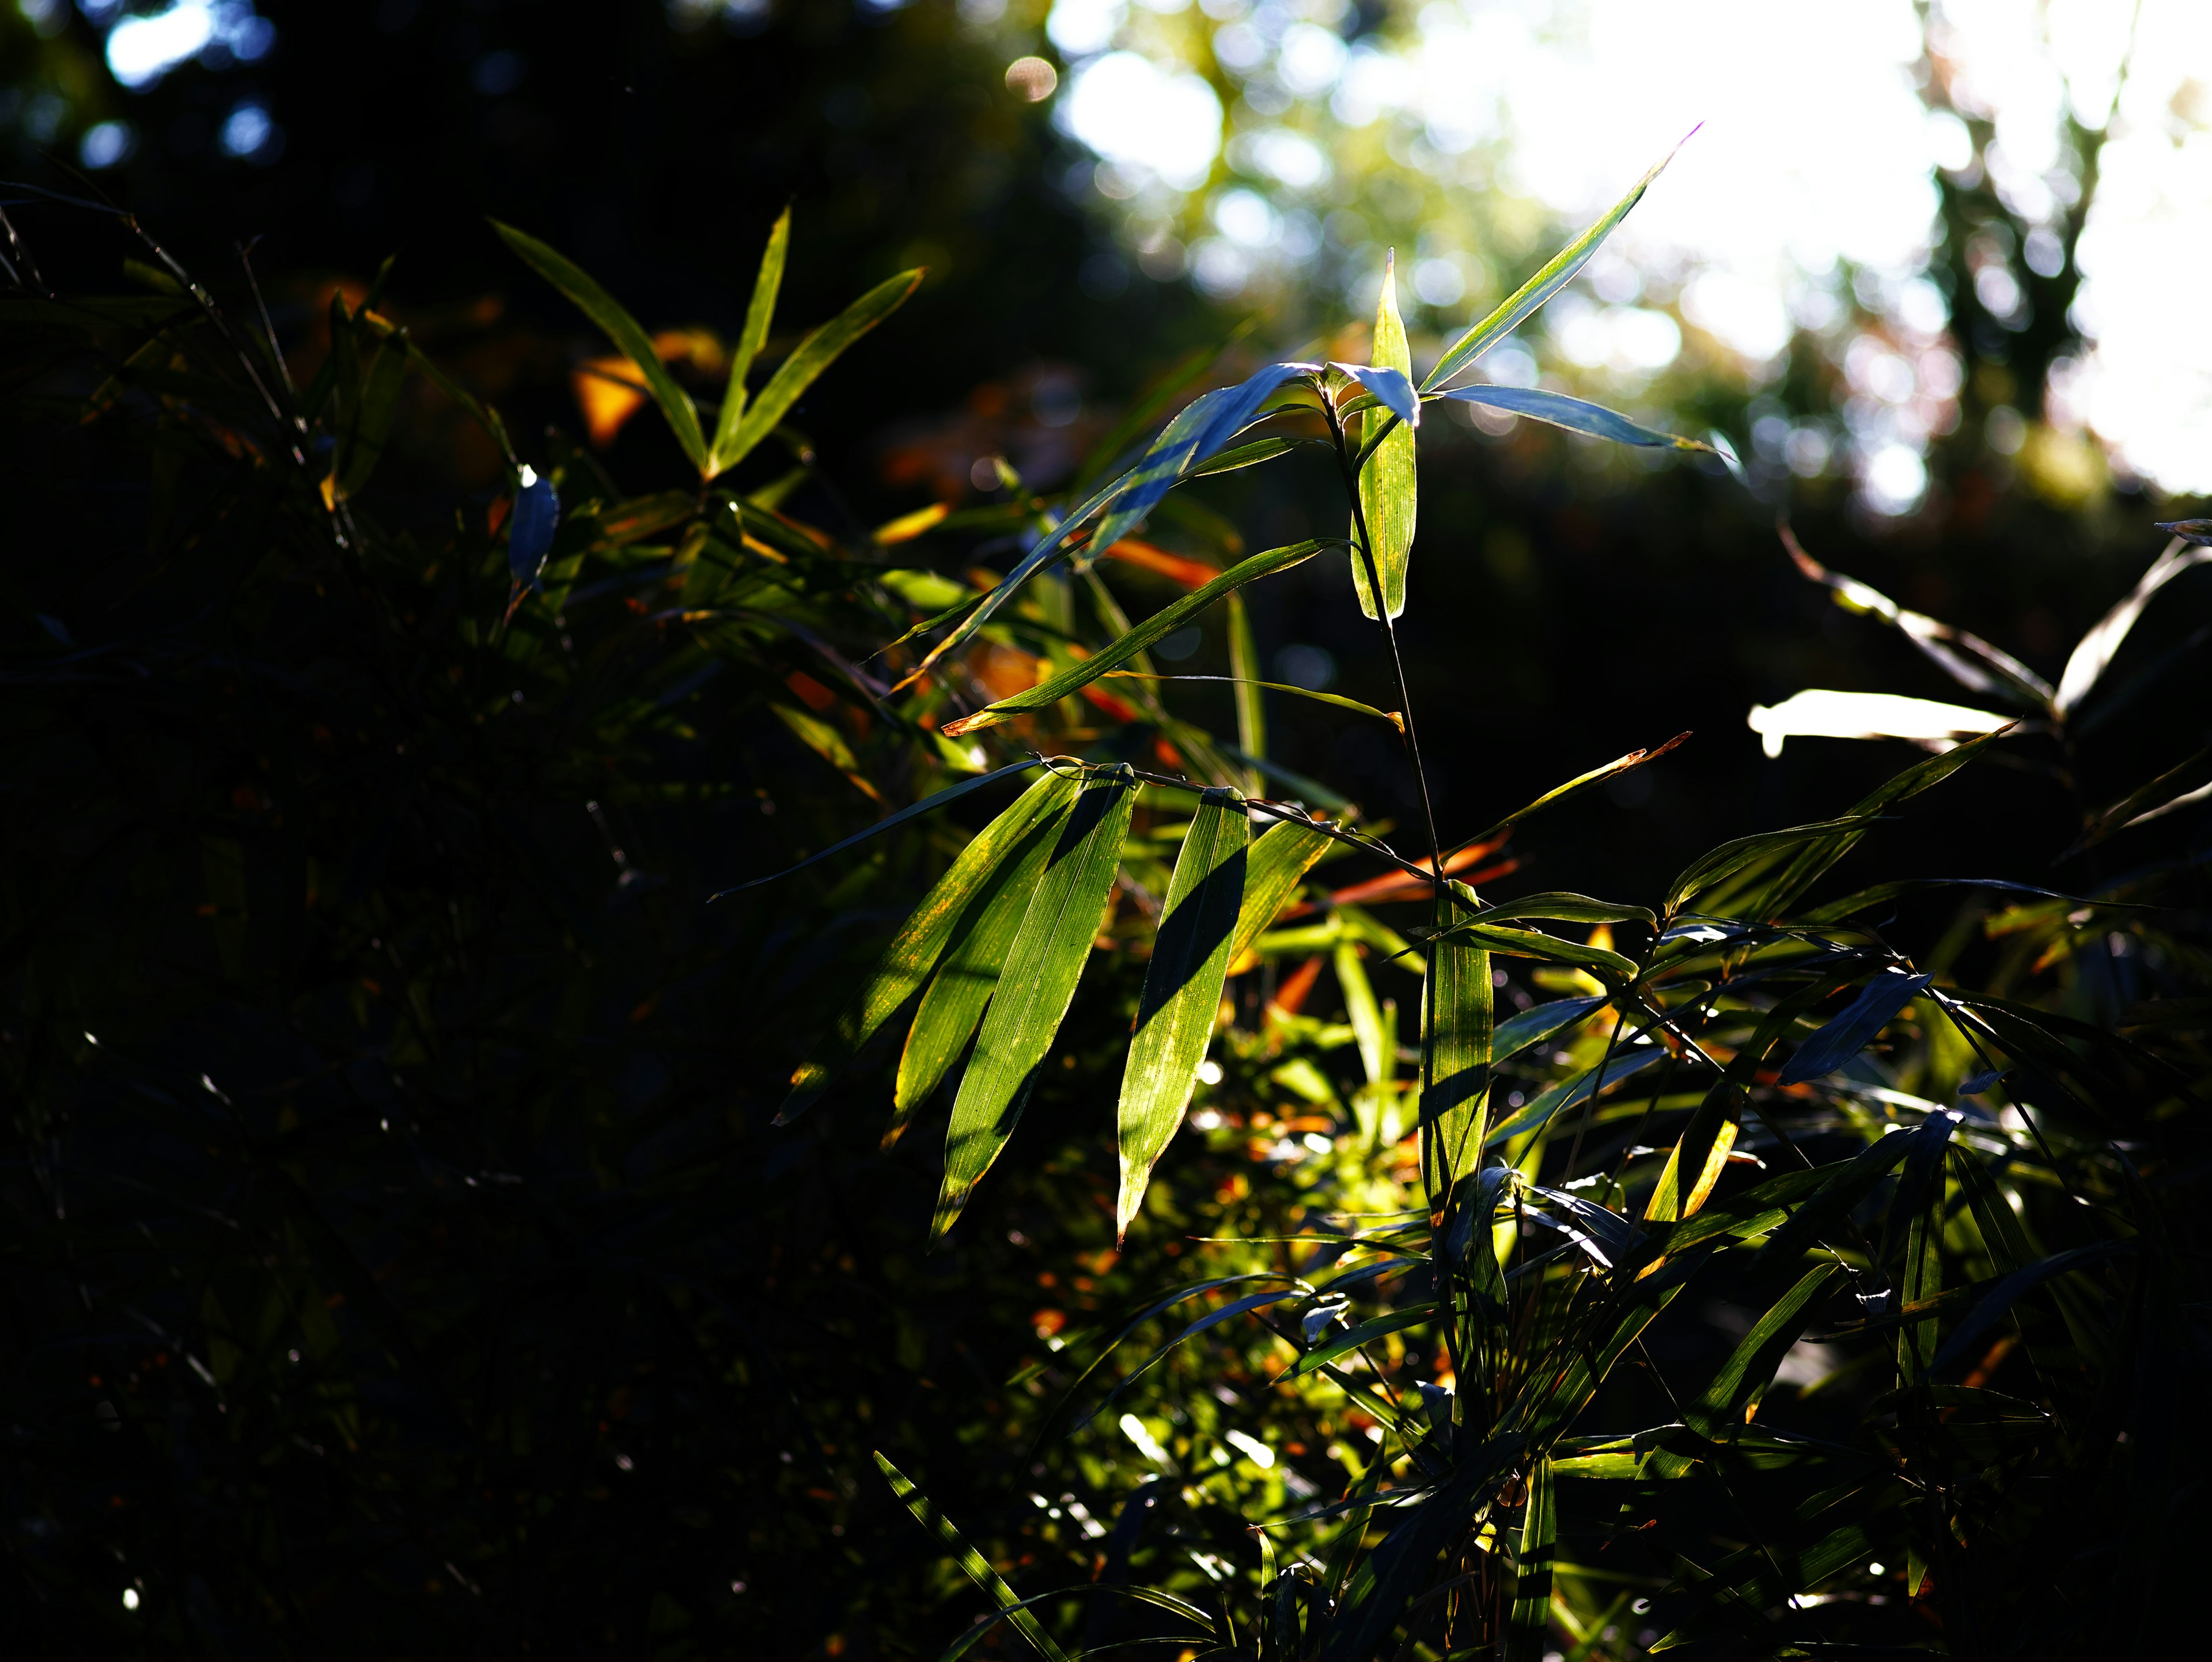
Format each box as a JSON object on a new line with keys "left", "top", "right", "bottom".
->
{"left": 506, "top": 471, "right": 560, "bottom": 591}
{"left": 943, "top": 540, "right": 1335, "bottom": 735}
{"left": 491, "top": 219, "right": 709, "bottom": 471}
{"left": 1288, "top": 1302, "right": 1439, "bottom": 1377}
{"left": 1483, "top": 1048, "right": 1663, "bottom": 1151}
{"left": 1780, "top": 525, "right": 2053, "bottom": 707}
{"left": 873, "top": 1453, "right": 1073, "bottom": 1662}
{"left": 712, "top": 206, "right": 789, "bottom": 463}
{"left": 1229, "top": 820, "right": 1335, "bottom": 965}
{"left": 1927, "top": 1239, "right": 2135, "bottom": 1378}
{"left": 1353, "top": 255, "right": 1417, "bottom": 620}
{"left": 1453, "top": 734, "right": 1689, "bottom": 855}
{"left": 1746, "top": 688, "right": 2014, "bottom": 759}
{"left": 2055, "top": 536, "right": 2212, "bottom": 715}
{"left": 931, "top": 767, "right": 1137, "bottom": 1244}
{"left": 887, "top": 792, "right": 1077, "bottom": 1145}
{"left": 1493, "top": 997, "right": 1607, "bottom": 1066}
{"left": 772, "top": 767, "right": 1075, "bottom": 1125}
{"left": 1225, "top": 589, "right": 1266, "bottom": 794}
{"left": 713, "top": 266, "right": 922, "bottom": 477}
{"left": 1643, "top": 1082, "right": 1741, "bottom": 1226}
{"left": 1423, "top": 142, "right": 1684, "bottom": 392}
{"left": 1438, "top": 385, "right": 1714, "bottom": 455}
{"left": 1456, "top": 892, "right": 1656, "bottom": 932}
{"left": 1737, "top": 1130, "right": 1918, "bottom": 1292}
{"left": 1116, "top": 789, "right": 1250, "bottom": 1237}
{"left": 1188, "top": 433, "right": 1308, "bottom": 478}
{"left": 1664, "top": 816, "right": 1873, "bottom": 917}
{"left": 1425, "top": 921, "right": 1638, "bottom": 985}
{"left": 1103, "top": 671, "right": 1403, "bottom": 730}
{"left": 334, "top": 321, "right": 410, "bottom": 498}
{"left": 1681, "top": 1266, "right": 1839, "bottom": 1441}
{"left": 1507, "top": 1459, "right": 1557, "bottom": 1662}
{"left": 1425, "top": 922, "right": 1493, "bottom": 1184}
{"left": 1776, "top": 968, "right": 1933, "bottom": 1085}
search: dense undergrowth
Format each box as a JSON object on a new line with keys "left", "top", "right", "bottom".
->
{"left": 2, "top": 172, "right": 2209, "bottom": 1662}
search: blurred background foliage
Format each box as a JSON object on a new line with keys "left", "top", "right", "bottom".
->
{"left": 2, "top": 0, "right": 2208, "bottom": 1656}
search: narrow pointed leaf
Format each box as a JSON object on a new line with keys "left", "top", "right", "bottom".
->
{"left": 1681, "top": 1266, "right": 1838, "bottom": 1440}
{"left": 1494, "top": 997, "right": 1606, "bottom": 1065}
{"left": 1777, "top": 968, "right": 1933, "bottom": 1085}
{"left": 1506, "top": 1459, "right": 1557, "bottom": 1662}
{"left": 1117, "top": 789, "right": 1250, "bottom": 1236}
{"left": 335, "top": 325, "right": 411, "bottom": 497}
{"left": 933, "top": 768, "right": 1137, "bottom": 1244}
{"left": 1425, "top": 921, "right": 1638, "bottom": 984}
{"left": 491, "top": 219, "right": 709, "bottom": 470}
{"left": 1423, "top": 143, "right": 1682, "bottom": 392}
{"left": 1438, "top": 385, "right": 1714, "bottom": 454}
{"left": 1229, "top": 820, "right": 1334, "bottom": 965}
{"left": 1084, "top": 362, "right": 1314, "bottom": 557}
{"left": 1353, "top": 255, "right": 1416, "bottom": 620}
{"left": 1456, "top": 891, "right": 1656, "bottom": 931}
{"left": 942, "top": 539, "right": 1334, "bottom": 735}
{"left": 1745, "top": 688, "right": 2013, "bottom": 758}
{"left": 1189, "top": 433, "right": 1307, "bottom": 478}
{"left": 1483, "top": 1048, "right": 1663, "bottom": 1150}
{"left": 506, "top": 474, "right": 560, "bottom": 590}
{"left": 711, "top": 205, "right": 790, "bottom": 463}
{"left": 1665, "top": 816, "right": 1873, "bottom": 917}
{"left": 1224, "top": 588, "right": 1266, "bottom": 794}
{"left": 1453, "top": 733, "right": 1689, "bottom": 855}
{"left": 1288, "top": 1301, "right": 1439, "bottom": 1377}
{"left": 714, "top": 266, "right": 922, "bottom": 476}
{"left": 774, "top": 768, "right": 1077, "bottom": 1125}
{"left": 1927, "top": 1239, "right": 2135, "bottom": 1377}
{"left": 1103, "top": 670, "right": 1400, "bottom": 729}
{"left": 1425, "top": 925, "right": 1493, "bottom": 1183}
{"left": 1738, "top": 1130, "right": 1918, "bottom": 1291}
{"left": 874, "top": 1453, "right": 1073, "bottom": 1662}
{"left": 1781, "top": 525, "right": 2052, "bottom": 707}
{"left": 1643, "top": 1081, "right": 1741, "bottom": 1225}
{"left": 2055, "top": 536, "right": 2212, "bottom": 715}
{"left": 887, "top": 792, "right": 1077, "bottom": 1144}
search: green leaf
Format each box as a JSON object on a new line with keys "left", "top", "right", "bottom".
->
{"left": 715, "top": 759, "right": 1050, "bottom": 899}
{"left": 1452, "top": 734, "right": 1689, "bottom": 855}
{"left": 1104, "top": 671, "right": 1403, "bottom": 730}
{"left": 1229, "top": 820, "right": 1334, "bottom": 964}
{"left": 1353, "top": 254, "right": 1417, "bottom": 621}
{"left": 1457, "top": 892, "right": 1657, "bottom": 932}
{"left": 1224, "top": 588, "right": 1266, "bottom": 794}
{"left": 1507, "top": 1459, "right": 1557, "bottom": 1662}
{"left": 933, "top": 1587, "right": 1214, "bottom": 1662}
{"left": 1493, "top": 997, "right": 1607, "bottom": 1066}
{"left": 1423, "top": 142, "right": 1682, "bottom": 392}
{"left": 1188, "top": 434, "right": 1307, "bottom": 478}
{"left": 1777, "top": 968, "right": 1933, "bottom": 1085}
{"left": 712, "top": 206, "right": 789, "bottom": 463}
{"left": 931, "top": 767, "right": 1137, "bottom": 1245}
{"left": 772, "top": 766, "right": 1075, "bottom": 1125}
{"left": 1426, "top": 920, "right": 1638, "bottom": 985}
{"left": 887, "top": 790, "right": 1077, "bottom": 1145}
{"left": 942, "top": 540, "right": 1335, "bottom": 735}
{"left": 491, "top": 219, "right": 709, "bottom": 472}
{"left": 1927, "top": 1239, "right": 2134, "bottom": 1378}
{"left": 1483, "top": 1048, "right": 1664, "bottom": 1152}
{"left": 1424, "top": 925, "right": 1493, "bottom": 1184}
{"left": 873, "top": 1452, "right": 1073, "bottom": 1662}
{"left": 1116, "top": 789, "right": 1250, "bottom": 1237}
{"left": 1288, "top": 1301, "right": 1438, "bottom": 1377}
{"left": 334, "top": 317, "right": 410, "bottom": 498}
{"left": 1738, "top": 1129, "right": 1919, "bottom": 1292}
{"left": 1681, "top": 1266, "right": 1839, "bottom": 1440}
{"left": 1664, "top": 816, "right": 1871, "bottom": 917}
{"left": 711, "top": 265, "right": 922, "bottom": 478}
{"left": 1438, "top": 385, "right": 1715, "bottom": 455}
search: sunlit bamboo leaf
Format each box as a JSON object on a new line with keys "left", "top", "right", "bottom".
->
{"left": 1455, "top": 892, "right": 1656, "bottom": 932}
{"left": 712, "top": 266, "right": 922, "bottom": 478}
{"left": 873, "top": 1453, "right": 1073, "bottom": 1662}
{"left": 1779, "top": 524, "right": 2053, "bottom": 707}
{"left": 887, "top": 792, "right": 1076, "bottom": 1145}
{"left": 1103, "top": 670, "right": 1402, "bottom": 729}
{"left": 1422, "top": 140, "right": 1685, "bottom": 392}
{"left": 1425, "top": 919, "right": 1493, "bottom": 1184}
{"left": 1642, "top": 1082, "right": 1741, "bottom": 1226}
{"left": 1746, "top": 688, "right": 2014, "bottom": 758}
{"left": 942, "top": 539, "right": 1335, "bottom": 735}
{"left": 1352, "top": 255, "right": 1417, "bottom": 620}
{"left": 1425, "top": 919, "right": 1637, "bottom": 985}
{"left": 1116, "top": 789, "right": 1250, "bottom": 1237}
{"left": 1493, "top": 996, "right": 1607, "bottom": 1065}
{"left": 2055, "top": 535, "right": 2212, "bottom": 716}
{"left": 711, "top": 205, "right": 789, "bottom": 463}
{"left": 1187, "top": 433, "right": 1308, "bottom": 478}
{"left": 491, "top": 219, "right": 710, "bottom": 471}
{"left": 1437, "top": 385, "right": 1715, "bottom": 455}
{"left": 771, "top": 768, "right": 1075, "bottom": 1125}
{"left": 1228, "top": 820, "right": 1335, "bottom": 967}
{"left": 931, "top": 767, "right": 1137, "bottom": 1245}
{"left": 1287, "top": 1301, "right": 1438, "bottom": 1377}
{"left": 1506, "top": 1458, "right": 1556, "bottom": 1662}
{"left": 1483, "top": 1048, "right": 1663, "bottom": 1150}
{"left": 1452, "top": 734, "right": 1688, "bottom": 855}
{"left": 1335, "top": 940, "right": 1391, "bottom": 1089}
{"left": 1665, "top": 816, "right": 1873, "bottom": 917}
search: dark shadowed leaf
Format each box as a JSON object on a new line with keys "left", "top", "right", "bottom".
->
{"left": 1777, "top": 968, "right": 1933, "bottom": 1085}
